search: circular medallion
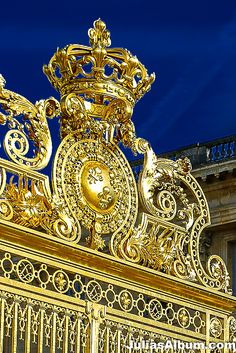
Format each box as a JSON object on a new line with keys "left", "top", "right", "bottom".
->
{"left": 148, "top": 299, "right": 163, "bottom": 320}
{"left": 16, "top": 259, "right": 35, "bottom": 283}
{"left": 53, "top": 133, "right": 138, "bottom": 235}
{"left": 52, "top": 270, "right": 70, "bottom": 293}
{"left": 210, "top": 317, "right": 223, "bottom": 338}
{"left": 118, "top": 290, "right": 133, "bottom": 312}
{"left": 86, "top": 280, "right": 103, "bottom": 302}
{"left": 177, "top": 308, "right": 190, "bottom": 328}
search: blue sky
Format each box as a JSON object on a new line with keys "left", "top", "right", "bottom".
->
{"left": 0, "top": 0, "right": 236, "bottom": 165}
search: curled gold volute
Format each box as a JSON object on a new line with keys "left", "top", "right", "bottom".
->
{"left": 0, "top": 77, "right": 60, "bottom": 170}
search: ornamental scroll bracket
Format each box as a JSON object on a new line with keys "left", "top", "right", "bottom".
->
{"left": 0, "top": 19, "right": 232, "bottom": 294}
{"left": 110, "top": 138, "right": 231, "bottom": 293}
{"left": 0, "top": 74, "right": 60, "bottom": 170}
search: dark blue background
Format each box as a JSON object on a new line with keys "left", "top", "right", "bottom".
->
{"left": 1, "top": 0, "right": 236, "bottom": 166}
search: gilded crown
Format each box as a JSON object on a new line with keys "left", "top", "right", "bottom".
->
{"left": 43, "top": 19, "right": 155, "bottom": 114}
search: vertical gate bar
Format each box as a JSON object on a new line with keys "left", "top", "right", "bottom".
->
{"left": 116, "top": 329, "right": 121, "bottom": 353}
{"left": 206, "top": 311, "right": 210, "bottom": 353}
{"left": 50, "top": 308, "right": 57, "bottom": 353}
{"left": 224, "top": 315, "right": 230, "bottom": 353}
{"left": 11, "top": 298, "right": 19, "bottom": 353}
{"left": 63, "top": 311, "right": 69, "bottom": 353}
{"left": 37, "top": 305, "right": 44, "bottom": 353}
{"left": 75, "top": 316, "right": 81, "bottom": 353}
{"left": 86, "top": 302, "right": 106, "bottom": 353}
{"left": 90, "top": 319, "right": 98, "bottom": 353}
{"left": 105, "top": 324, "right": 110, "bottom": 353}
{"left": 25, "top": 301, "right": 32, "bottom": 353}
{"left": 0, "top": 296, "right": 5, "bottom": 353}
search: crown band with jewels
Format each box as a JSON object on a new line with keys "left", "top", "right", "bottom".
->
{"left": 43, "top": 19, "right": 155, "bottom": 113}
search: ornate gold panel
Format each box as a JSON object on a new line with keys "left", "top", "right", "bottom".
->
{"left": 52, "top": 131, "right": 138, "bottom": 249}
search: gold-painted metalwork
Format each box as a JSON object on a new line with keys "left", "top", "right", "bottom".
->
{"left": 0, "top": 18, "right": 231, "bottom": 292}
{"left": 43, "top": 18, "right": 154, "bottom": 142}
{"left": 0, "top": 158, "right": 78, "bottom": 243}
{"left": 0, "top": 74, "right": 60, "bottom": 170}
{"left": 111, "top": 138, "right": 231, "bottom": 292}
{"left": 52, "top": 130, "right": 138, "bottom": 249}
{"left": 0, "top": 18, "right": 235, "bottom": 353}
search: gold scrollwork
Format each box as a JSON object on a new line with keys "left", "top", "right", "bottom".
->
{"left": 0, "top": 167, "right": 6, "bottom": 196}
{"left": 111, "top": 138, "right": 231, "bottom": 293}
{"left": 0, "top": 199, "right": 13, "bottom": 221}
{"left": 135, "top": 138, "right": 194, "bottom": 222}
{"left": 0, "top": 77, "right": 60, "bottom": 170}
{"left": 51, "top": 211, "right": 79, "bottom": 242}
{"left": 111, "top": 213, "right": 196, "bottom": 281}
{"left": 0, "top": 166, "right": 12, "bottom": 221}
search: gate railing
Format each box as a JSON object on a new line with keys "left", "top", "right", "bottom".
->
{"left": 0, "top": 238, "right": 234, "bottom": 353}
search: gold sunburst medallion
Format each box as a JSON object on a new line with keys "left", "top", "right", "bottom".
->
{"left": 53, "top": 133, "right": 138, "bottom": 235}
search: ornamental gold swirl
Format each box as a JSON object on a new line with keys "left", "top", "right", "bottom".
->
{"left": 0, "top": 167, "right": 6, "bottom": 196}
{"left": 0, "top": 82, "right": 60, "bottom": 170}
{"left": 111, "top": 137, "right": 232, "bottom": 293}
